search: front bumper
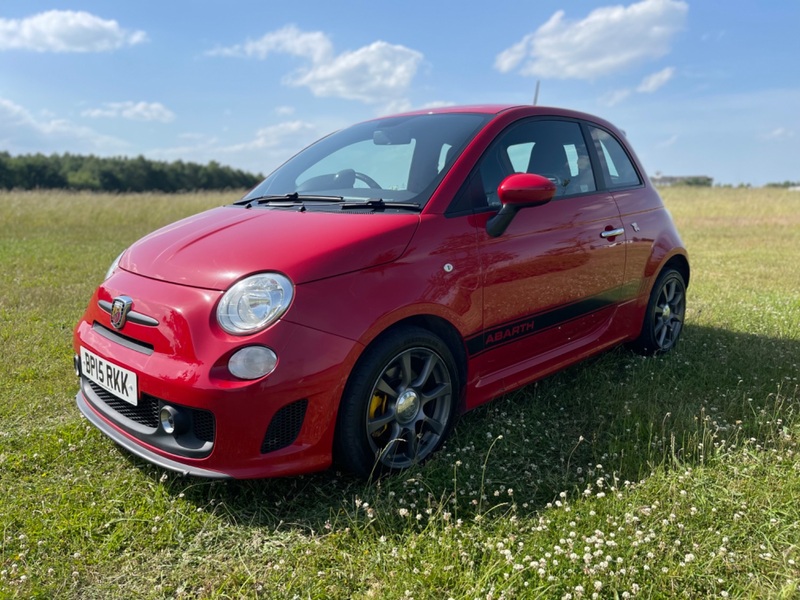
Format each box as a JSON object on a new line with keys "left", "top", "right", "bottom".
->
{"left": 76, "top": 391, "right": 229, "bottom": 478}
{"left": 73, "top": 269, "right": 362, "bottom": 479}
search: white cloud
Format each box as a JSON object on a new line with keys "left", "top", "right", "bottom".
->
{"left": 149, "top": 120, "right": 321, "bottom": 176}
{"left": 222, "top": 120, "right": 321, "bottom": 174}
{"left": 637, "top": 67, "right": 675, "bottom": 93}
{"left": 701, "top": 30, "right": 725, "bottom": 43}
{"left": 82, "top": 101, "right": 175, "bottom": 123}
{"left": 494, "top": 38, "right": 530, "bottom": 75}
{"left": 221, "top": 120, "right": 317, "bottom": 153}
{"left": 0, "top": 96, "right": 124, "bottom": 153}
{"left": 373, "top": 99, "right": 456, "bottom": 117}
{"left": 208, "top": 26, "right": 423, "bottom": 107}
{"left": 274, "top": 105, "right": 295, "bottom": 116}
{"left": 178, "top": 132, "right": 215, "bottom": 142}
{"left": 657, "top": 134, "right": 679, "bottom": 148}
{"left": 495, "top": 0, "right": 687, "bottom": 80}
{"left": 599, "top": 66, "right": 674, "bottom": 106}
{"left": 762, "top": 127, "right": 795, "bottom": 140}
{"left": 0, "top": 10, "right": 147, "bottom": 53}
{"left": 419, "top": 100, "right": 457, "bottom": 109}
{"left": 600, "top": 89, "right": 632, "bottom": 106}
{"left": 290, "top": 41, "right": 422, "bottom": 103}
{"left": 207, "top": 25, "right": 332, "bottom": 63}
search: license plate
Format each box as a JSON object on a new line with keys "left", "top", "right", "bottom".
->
{"left": 80, "top": 347, "right": 138, "bottom": 406}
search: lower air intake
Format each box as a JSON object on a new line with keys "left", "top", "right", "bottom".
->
{"left": 260, "top": 399, "right": 308, "bottom": 454}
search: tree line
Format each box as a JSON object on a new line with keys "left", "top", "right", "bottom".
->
{"left": 0, "top": 152, "right": 262, "bottom": 192}
{"left": 765, "top": 180, "right": 800, "bottom": 188}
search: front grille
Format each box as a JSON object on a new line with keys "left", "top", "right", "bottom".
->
{"left": 88, "top": 381, "right": 159, "bottom": 428}
{"left": 86, "top": 380, "right": 215, "bottom": 443}
{"left": 261, "top": 399, "right": 308, "bottom": 454}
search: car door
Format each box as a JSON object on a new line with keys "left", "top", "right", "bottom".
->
{"left": 463, "top": 119, "right": 628, "bottom": 397}
{"left": 587, "top": 124, "right": 660, "bottom": 298}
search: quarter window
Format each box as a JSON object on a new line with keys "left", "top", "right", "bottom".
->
{"left": 589, "top": 127, "right": 641, "bottom": 189}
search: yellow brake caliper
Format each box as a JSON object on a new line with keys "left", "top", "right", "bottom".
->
{"left": 369, "top": 393, "right": 388, "bottom": 438}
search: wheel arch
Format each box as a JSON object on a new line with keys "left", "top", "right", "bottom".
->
{"left": 628, "top": 251, "right": 689, "bottom": 355}
{"left": 662, "top": 253, "right": 690, "bottom": 289}
{"left": 370, "top": 315, "right": 468, "bottom": 407}
{"left": 332, "top": 315, "right": 468, "bottom": 477}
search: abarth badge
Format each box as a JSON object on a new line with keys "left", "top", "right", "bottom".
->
{"left": 110, "top": 296, "right": 133, "bottom": 330}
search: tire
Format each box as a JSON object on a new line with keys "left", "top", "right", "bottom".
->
{"left": 334, "top": 326, "right": 459, "bottom": 479}
{"left": 630, "top": 268, "right": 687, "bottom": 355}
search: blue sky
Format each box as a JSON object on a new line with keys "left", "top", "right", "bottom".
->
{"left": 1, "top": 0, "right": 797, "bottom": 186}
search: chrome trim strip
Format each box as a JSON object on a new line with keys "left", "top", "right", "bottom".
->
{"left": 98, "top": 300, "right": 159, "bottom": 327}
{"left": 75, "top": 391, "right": 230, "bottom": 479}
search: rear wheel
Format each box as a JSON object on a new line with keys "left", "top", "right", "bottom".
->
{"left": 335, "top": 326, "right": 458, "bottom": 479}
{"left": 630, "top": 268, "right": 686, "bottom": 355}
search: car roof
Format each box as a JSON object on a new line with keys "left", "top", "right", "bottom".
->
{"left": 381, "top": 104, "right": 620, "bottom": 130}
{"left": 398, "top": 104, "right": 518, "bottom": 115}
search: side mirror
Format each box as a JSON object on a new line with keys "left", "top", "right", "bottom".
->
{"left": 486, "top": 173, "right": 556, "bottom": 237}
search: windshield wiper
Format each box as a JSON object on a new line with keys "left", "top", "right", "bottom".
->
{"left": 234, "top": 193, "right": 345, "bottom": 209}
{"left": 340, "top": 198, "right": 421, "bottom": 211}
{"left": 233, "top": 194, "right": 420, "bottom": 212}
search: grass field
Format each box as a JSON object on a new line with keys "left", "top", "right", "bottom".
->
{"left": 1, "top": 187, "right": 798, "bottom": 599}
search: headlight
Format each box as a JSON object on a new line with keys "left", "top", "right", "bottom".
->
{"left": 105, "top": 251, "right": 125, "bottom": 280}
{"left": 216, "top": 273, "right": 294, "bottom": 335}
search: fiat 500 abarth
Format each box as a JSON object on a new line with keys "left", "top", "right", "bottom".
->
{"left": 73, "top": 105, "right": 689, "bottom": 479}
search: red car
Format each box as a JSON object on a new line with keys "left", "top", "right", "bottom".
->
{"left": 73, "top": 105, "right": 689, "bottom": 479}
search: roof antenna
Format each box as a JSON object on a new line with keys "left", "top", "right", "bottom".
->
{"left": 533, "top": 80, "right": 541, "bottom": 106}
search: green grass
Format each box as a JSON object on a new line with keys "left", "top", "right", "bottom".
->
{"left": 1, "top": 187, "right": 798, "bottom": 599}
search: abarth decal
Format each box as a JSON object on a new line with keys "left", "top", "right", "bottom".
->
{"left": 467, "top": 281, "right": 640, "bottom": 356}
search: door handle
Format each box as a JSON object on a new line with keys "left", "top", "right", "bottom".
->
{"left": 601, "top": 228, "right": 625, "bottom": 239}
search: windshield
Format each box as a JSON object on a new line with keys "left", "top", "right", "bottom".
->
{"left": 242, "top": 113, "right": 490, "bottom": 208}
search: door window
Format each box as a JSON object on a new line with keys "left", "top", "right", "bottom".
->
{"left": 453, "top": 120, "right": 597, "bottom": 212}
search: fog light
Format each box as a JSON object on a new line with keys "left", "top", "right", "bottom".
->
{"left": 159, "top": 405, "right": 187, "bottom": 435}
{"left": 228, "top": 346, "right": 277, "bottom": 380}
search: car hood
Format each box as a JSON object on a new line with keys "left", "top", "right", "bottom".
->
{"left": 120, "top": 206, "right": 420, "bottom": 290}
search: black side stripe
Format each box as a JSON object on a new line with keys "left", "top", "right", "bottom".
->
{"left": 466, "top": 281, "right": 640, "bottom": 356}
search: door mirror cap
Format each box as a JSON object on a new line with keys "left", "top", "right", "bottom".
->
{"left": 487, "top": 173, "right": 557, "bottom": 237}
{"left": 497, "top": 173, "right": 556, "bottom": 207}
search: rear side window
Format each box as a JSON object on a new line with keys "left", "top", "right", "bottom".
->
{"left": 589, "top": 127, "right": 641, "bottom": 189}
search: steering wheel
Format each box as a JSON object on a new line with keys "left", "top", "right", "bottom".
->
{"left": 354, "top": 171, "right": 382, "bottom": 189}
